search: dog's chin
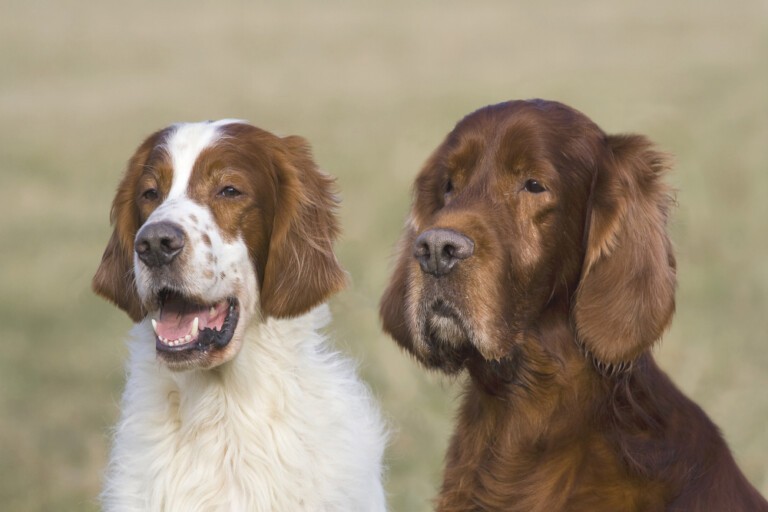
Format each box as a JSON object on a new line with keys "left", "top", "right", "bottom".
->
{"left": 415, "top": 300, "right": 476, "bottom": 374}
{"left": 145, "top": 288, "right": 245, "bottom": 371}
{"left": 158, "top": 335, "right": 245, "bottom": 371}
{"left": 425, "top": 301, "right": 470, "bottom": 347}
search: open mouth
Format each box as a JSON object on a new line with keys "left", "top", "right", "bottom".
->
{"left": 151, "top": 289, "right": 240, "bottom": 354}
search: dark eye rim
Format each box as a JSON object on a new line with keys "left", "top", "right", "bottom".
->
{"left": 523, "top": 179, "right": 547, "bottom": 193}
{"left": 445, "top": 178, "right": 454, "bottom": 195}
{"left": 141, "top": 188, "right": 159, "bottom": 201}
{"left": 218, "top": 185, "right": 242, "bottom": 198}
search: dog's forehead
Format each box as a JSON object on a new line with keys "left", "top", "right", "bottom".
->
{"left": 443, "top": 103, "right": 604, "bottom": 176}
{"left": 164, "top": 120, "right": 246, "bottom": 200}
{"left": 142, "top": 119, "right": 256, "bottom": 238}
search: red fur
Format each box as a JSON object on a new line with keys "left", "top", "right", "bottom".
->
{"left": 380, "top": 100, "right": 767, "bottom": 511}
{"left": 92, "top": 124, "right": 346, "bottom": 322}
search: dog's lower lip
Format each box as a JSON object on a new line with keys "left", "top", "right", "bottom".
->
{"left": 153, "top": 296, "right": 240, "bottom": 354}
{"left": 431, "top": 300, "right": 458, "bottom": 319}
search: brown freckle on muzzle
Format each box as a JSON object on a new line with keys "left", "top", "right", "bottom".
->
{"left": 202, "top": 234, "right": 212, "bottom": 247}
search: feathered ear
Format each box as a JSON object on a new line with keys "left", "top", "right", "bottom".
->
{"left": 573, "top": 134, "right": 677, "bottom": 366}
{"left": 92, "top": 130, "right": 168, "bottom": 322}
{"left": 259, "top": 136, "right": 347, "bottom": 318}
{"left": 92, "top": 229, "right": 143, "bottom": 322}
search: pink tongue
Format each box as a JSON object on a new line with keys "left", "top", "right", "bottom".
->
{"left": 156, "top": 297, "right": 228, "bottom": 340}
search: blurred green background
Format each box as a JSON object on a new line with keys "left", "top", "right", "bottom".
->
{"left": 1, "top": 0, "right": 766, "bottom": 510}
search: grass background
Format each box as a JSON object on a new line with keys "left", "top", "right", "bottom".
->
{"left": 1, "top": 0, "right": 766, "bottom": 510}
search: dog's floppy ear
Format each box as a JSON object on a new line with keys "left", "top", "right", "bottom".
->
{"left": 573, "top": 134, "right": 676, "bottom": 366}
{"left": 259, "top": 136, "right": 347, "bottom": 319}
{"left": 92, "top": 134, "right": 163, "bottom": 322}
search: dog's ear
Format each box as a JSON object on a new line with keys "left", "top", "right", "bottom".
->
{"left": 573, "top": 134, "right": 676, "bottom": 366}
{"left": 92, "top": 134, "right": 162, "bottom": 322}
{"left": 259, "top": 136, "right": 347, "bottom": 319}
{"left": 93, "top": 229, "right": 143, "bottom": 322}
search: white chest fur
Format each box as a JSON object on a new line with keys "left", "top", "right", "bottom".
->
{"left": 102, "top": 307, "right": 386, "bottom": 512}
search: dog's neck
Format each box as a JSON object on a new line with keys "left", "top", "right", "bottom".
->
{"left": 160, "top": 305, "right": 333, "bottom": 404}
{"left": 120, "top": 305, "right": 334, "bottom": 436}
{"left": 464, "top": 311, "right": 588, "bottom": 399}
{"left": 439, "top": 314, "right": 717, "bottom": 512}
{"left": 106, "top": 304, "right": 386, "bottom": 511}
{"left": 439, "top": 315, "right": 634, "bottom": 510}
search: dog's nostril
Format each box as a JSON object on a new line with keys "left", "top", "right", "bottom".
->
{"left": 415, "top": 241, "right": 431, "bottom": 259}
{"left": 136, "top": 240, "right": 150, "bottom": 255}
{"left": 160, "top": 236, "right": 183, "bottom": 252}
{"left": 413, "top": 229, "right": 474, "bottom": 277}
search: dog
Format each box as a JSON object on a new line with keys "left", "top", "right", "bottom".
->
{"left": 380, "top": 100, "right": 767, "bottom": 511}
{"left": 93, "top": 120, "right": 386, "bottom": 511}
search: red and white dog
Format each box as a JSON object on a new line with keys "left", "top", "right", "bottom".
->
{"left": 93, "top": 120, "right": 386, "bottom": 511}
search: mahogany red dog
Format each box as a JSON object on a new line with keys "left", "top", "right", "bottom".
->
{"left": 380, "top": 100, "right": 767, "bottom": 511}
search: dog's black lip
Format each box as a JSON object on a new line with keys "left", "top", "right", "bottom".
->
{"left": 431, "top": 300, "right": 458, "bottom": 319}
{"left": 155, "top": 297, "right": 240, "bottom": 354}
{"left": 423, "top": 299, "right": 470, "bottom": 340}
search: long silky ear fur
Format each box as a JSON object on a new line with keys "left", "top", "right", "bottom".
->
{"left": 92, "top": 229, "right": 143, "bottom": 322}
{"left": 573, "top": 134, "right": 677, "bottom": 366}
{"left": 259, "top": 136, "right": 347, "bottom": 319}
{"left": 92, "top": 130, "right": 168, "bottom": 322}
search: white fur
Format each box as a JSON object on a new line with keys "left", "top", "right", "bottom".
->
{"left": 103, "top": 121, "right": 387, "bottom": 511}
{"left": 165, "top": 120, "right": 243, "bottom": 200}
{"left": 134, "top": 121, "right": 257, "bottom": 318}
{"left": 133, "top": 194, "right": 258, "bottom": 318}
{"left": 103, "top": 306, "right": 387, "bottom": 511}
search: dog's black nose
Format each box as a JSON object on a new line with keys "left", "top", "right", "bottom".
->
{"left": 135, "top": 222, "right": 185, "bottom": 267}
{"left": 413, "top": 228, "right": 474, "bottom": 277}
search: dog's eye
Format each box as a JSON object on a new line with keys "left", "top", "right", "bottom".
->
{"left": 445, "top": 179, "right": 454, "bottom": 196}
{"left": 218, "top": 186, "right": 242, "bottom": 198}
{"left": 524, "top": 179, "right": 546, "bottom": 193}
{"left": 142, "top": 188, "right": 159, "bottom": 201}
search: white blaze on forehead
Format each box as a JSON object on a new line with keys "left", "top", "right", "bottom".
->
{"left": 164, "top": 119, "right": 246, "bottom": 200}
{"left": 135, "top": 119, "right": 258, "bottom": 316}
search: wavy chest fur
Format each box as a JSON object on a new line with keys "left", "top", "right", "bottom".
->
{"left": 102, "top": 308, "right": 386, "bottom": 512}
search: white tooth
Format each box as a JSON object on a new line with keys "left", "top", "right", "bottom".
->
{"left": 210, "top": 306, "right": 216, "bottom": 317}
{"left": 151, "top": 319, "right": 158, "bottom": 335}
{"left": 184, "top": 334, "right": 192, "bottom": 343}
{"left": 191, "top": 317, "right": 199, "bottom": 338}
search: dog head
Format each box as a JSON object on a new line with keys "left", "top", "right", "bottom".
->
{"left": 93, "top": 121, "right": 345, "bottom": 370}
{"left": 380, "top": 100, "right": 676, "bottom": 374}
